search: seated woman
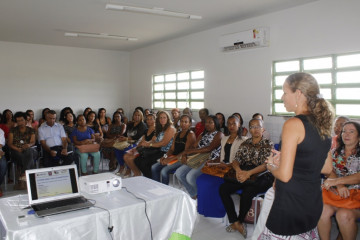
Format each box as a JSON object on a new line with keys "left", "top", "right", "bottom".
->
{"left": 197, "top": 115, "right": 246, "bottom": 217}
{"left": 2, "top": 109, "right": 15, "bottom": 130}
{"left": 0, "top": 129, "right": 7, "bottom": 197}
{"left": 116, "top": 108, "right": 128, "bottom": 124}
{"left": 151, "top": 114, "right": 196, "bottom": 185}
{"left": 115, "top": 109, "right": 146, "bottom": 175}
{"left": 133, "top": 111, "right": 176, "bottom": 178}
{"left": 123, "top": 113, "right": 156, "bottom": 177}
{"left": 38, "top": 108, "right": 50, "bottom": 126}
{"left": 97, "top": 108, "right": 112, "bottom": 137}
{"left": 86, "top": 111, "right": 104, "bottom": 143}
{"left": 232, "top": 112, "right": 248, "bottom": 136}
{"left": 8, "top": 112, "right": 36, "bottom": 189}
{"left": 63, "top": 112, "right": 76, "bottom": 148}
{"left": 216, "top": 112, "right": 229, "bottom": 136}
{"left": 175, "top": 115, "right": 223, "bottom": 199}
{"left": 25, "top": 109, "right": 39, "bottom": 131}
{"left": 251, "top": 113, "right": 271, "bottom": 140}
{"left": 318, "top": 121, "right": 360, "bottom": 240}
{"left": 219, "top": 118, "right": 274, "bottom": 237}
{"left": 72, "top": 115, "right": 101, "bottom": 175}
{"left": 59, "top": 107, "right": 73, "bottom": 125}
{"left": 83, "top": 107, "right": 92, "bottom": 120}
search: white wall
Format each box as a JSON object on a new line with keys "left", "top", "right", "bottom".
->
{"left": 130, "top": 0, "right": 360, "bottom": 143}
{"left": 0, "top": 41, "right": 130, "bottom": 119}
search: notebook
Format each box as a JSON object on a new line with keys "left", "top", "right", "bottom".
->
{"left": 26, "top": 165, "right": 94, "bottom": 217}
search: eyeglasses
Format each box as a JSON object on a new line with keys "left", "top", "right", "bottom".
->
{"left": 249, "top": 125, "right": 262, "bottom": 130}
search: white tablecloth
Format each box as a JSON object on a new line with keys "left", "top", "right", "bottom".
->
{"left": 0, "top": 176, "right": 197, "bottom": 240}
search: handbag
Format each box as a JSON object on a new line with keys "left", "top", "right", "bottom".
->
{"left": 76, "top": 143, "right": 100, "bottom": 153}
{"left": 201, "top": 164, "right": 232, "bottom": 178}
{"left": 101, "top": 138, "right": 116, "bottom": 148}
{"left": 186, "top": 152, "right": 211, "bottom": 169}
{"left": 223, "top": 167, "right": 260, "bottom": 183}
{"left": 113, "top": 140, "right": 130, "bottom": 150}
{"left": 322, "top": 188, "right": 360, "bottom": 209}
{"left": 244, "top": 198, "right": 262, "bottom": 224}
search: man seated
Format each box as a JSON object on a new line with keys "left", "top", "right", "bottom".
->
{"left": 38, "top": 110, "right": 73, "bottom": 167}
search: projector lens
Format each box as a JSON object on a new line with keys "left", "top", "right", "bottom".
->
{"left": 112, "top": 179, "right": 120, "bottom": 187}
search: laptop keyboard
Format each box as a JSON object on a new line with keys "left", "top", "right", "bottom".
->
{"left": 33, "top": 197, "right": 87, "bottom": 211}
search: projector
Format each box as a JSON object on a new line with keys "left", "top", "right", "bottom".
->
{"left": 79, "top": 173, "right": 122, "bottom": 194}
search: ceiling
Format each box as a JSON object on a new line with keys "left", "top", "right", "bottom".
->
{"left": 0, "top": 0, "right": 316, "bottom": 51}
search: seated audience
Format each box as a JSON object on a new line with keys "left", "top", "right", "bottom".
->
{"left": 83, "top": 107, "right": 92, "bottom": 119}
{"left": 115, "top": 110, "right": 146, "bottom": 175}
{"left": 152, "top": 114, "right": 196, "bottom": 184}
{"left": 38, "top": 107, "right": 50, "bottom": 126}
{"left": 251, "top": 112, "right": 270, "bottom": 140}
{"left": 219, "top": 118, "right": 273, "bottom": 237}
{"left": 0, "top": 129, "right": 6, "bottom": 197}
{"left": 232, "top": 112, "right": 248, "bottom": 136}
{"left": 195, "top": 108, "right": 209, "bottom": 137}
{"left": 171, "top": 108, "right": 181, "bottom": 130}
{"left": 2, "top": 109, "right": 15, "bottom": 130}
{"left": 59, "top": 107, "right": 73, "bottom": 125}
{"left": 331, "top": 116, "right": 350, "bottom": 149}
{"left": 134, "top": 111, "right": 176, "bottom": 178}
{"left": 144, "top": 109, "right": 151, "bottom": 116}
{"left": 0, "top": 113, "right": 10, "bottom": 139}
{"left": 318, "top": 121, "right": 360, "bottom": 240}
{"left": 197, "top": 115, "right": 246, "bottom": 217}
{"left": 102, "top": 112, "right": 126, "bottom": 171}
{"left": 25, "top": 109, "right": 39, "bottom": 130}
{"left": 175, "top": 115, "right": 223, "bottom": 199}
{"left": 183, "top": 107, "right": 196, "bottom": 127}
{"left": 86, "top": 111, "right": 104, "bottom": 142}
{"left": 8, "top": 112, "right": 36, "bottom": 189}
{"left": 72, "top": 115, "right": 101, "bottom": 175}
{"left": 63, "top": 112, "right": 76, "bottom": 146}
{"left": 97, "top": 108, "right": 112, "bottom": 137}
{"left": 216, "top": 112, "right": 229, "bottom": 136}
{"left": 38, "top": 110, "right": 73, "bottom": 167}
{"left": 123, "top": 113, "right": 156, "bottom": 177}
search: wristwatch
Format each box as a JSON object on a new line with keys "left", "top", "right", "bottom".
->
{"left": 163, "top": 154, "right": 168, "bottom": 158}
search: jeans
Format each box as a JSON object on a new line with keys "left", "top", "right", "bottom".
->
{"left": 76, "top": 149, "right": 101, "bottom": 174}
{"left": 175, "top": 164, "right": 203, "bottom": 198}
{"left": 0, "top": 156, "right": 7, "bottom": 186}
{"left": 151, "top": 161, "right": 182, "bottom": 185}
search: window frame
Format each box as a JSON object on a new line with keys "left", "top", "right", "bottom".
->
{"left": 272, "top": 52, "right": 360, "bottom": 118}
{"left": 152, "top": 70, "right": 205, "bottom": 110}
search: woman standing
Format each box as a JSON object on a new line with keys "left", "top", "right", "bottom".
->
{"left": 8, "top": 112, "right": 36, "bottom": 189}
{"left": 260, "top": 73, "right": 334, "bottom": 239}
{"left": 318, "top": 121, "right": 360, "bottom": 240}
{"left": 72, "top": 115, "right": 101, "bottom": 175}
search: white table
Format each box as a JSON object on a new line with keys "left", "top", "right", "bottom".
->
{"left": 0, "top": 176, "right": 197, "bottom": 240}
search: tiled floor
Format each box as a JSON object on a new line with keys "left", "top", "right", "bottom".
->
{"left": 1, "top": 160, "right": 359, "bottom": 240}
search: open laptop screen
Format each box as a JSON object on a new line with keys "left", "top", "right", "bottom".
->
{"left": 27, "top": 166, "right": 79, "bottom": 204}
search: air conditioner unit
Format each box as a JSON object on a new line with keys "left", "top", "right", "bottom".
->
{"left": 219, "top": 27, "right": 269, "bottom": 52}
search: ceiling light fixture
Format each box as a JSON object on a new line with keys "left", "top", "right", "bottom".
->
{"left": 105, "top": 4, "right": 202, "bottom": 20}
{"left": 64, "top": 32, "right": 138, "bottom": 41}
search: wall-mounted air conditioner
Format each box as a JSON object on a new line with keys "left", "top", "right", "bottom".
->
{"left": 219, "top": 27, "right": 269, "bottom": 52}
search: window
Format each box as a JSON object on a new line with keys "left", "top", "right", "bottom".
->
{"left": 152, "top": 70, "right": 205, "bottom": 110}
{"left": 272, "top": 52, "right": 360, "bottom": 117}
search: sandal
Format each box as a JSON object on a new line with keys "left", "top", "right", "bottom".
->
{"left": 239, "top": 223, "right": 247, "bottom": 238}
{"left": 226, "top": 225, "right": 237, "bottom": 233}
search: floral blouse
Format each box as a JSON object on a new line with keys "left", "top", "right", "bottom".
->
{"left": 10, "top": 126, "right": 35, "bottom": 148}
{"left": 332, "top": 148, "right": 360, "bottom": 190}
{"left": 234, "top": 137, "right": 273, "bottom": 170}
{"left": 198, "top": 131, "right": 221, "bottom": 160}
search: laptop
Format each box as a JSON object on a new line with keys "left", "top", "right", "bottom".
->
{"left": 26, "top": 165, "right": 94, "bottom": 217}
